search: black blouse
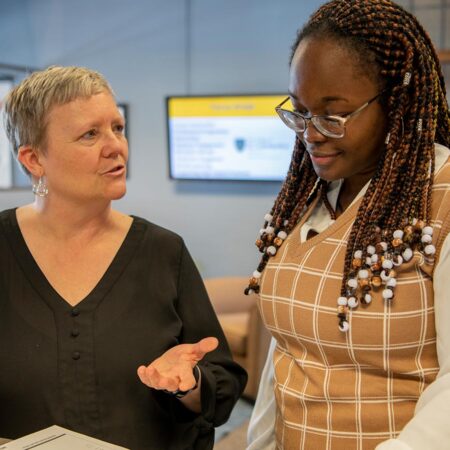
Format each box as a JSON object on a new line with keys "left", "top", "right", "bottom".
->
{"left": 0, "top": 209, "right": 247, "bottom": 450}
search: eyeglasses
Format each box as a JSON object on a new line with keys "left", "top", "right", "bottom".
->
{"left": 275, "top": 92, "right": 382, "bottom": 139}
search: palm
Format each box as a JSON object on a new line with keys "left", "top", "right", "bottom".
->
{"left": 137, "top": 337, "right": 218, "bottom": 392}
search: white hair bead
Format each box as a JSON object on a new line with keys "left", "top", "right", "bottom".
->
{"left": 277, "top": 231, "right": 288, "bottom": 240}
{"left": 421, "top": 234, "right": 432, "bottom": 244}
{"left": 264, "top": 213, "right": 273, "bottom": 222}
{"left": 248, "top": 289, "right": 255, "bottom": 295}
{"left": 253, "top": 270, "right": 262, "bottom": 279}
{"left": 422, "top": 226, "right": 433, "bottom": 236}
{"left": 387, "top": 278, "right": 397, "bottom": 288}
{"left": 393, "top": 255, "right": 403, "bottom": 266}
{"left": 424, "top": 244, "right": 436, "bottom": 255}
{"left": 393, "top": 230, "right": 404, "bottom": 239}
{"left": 265, "top": 226, "right": 275, "bottom": 234}
{"left": 379, "top": 242, "right": 388, "bottom": 252}
{"left": 364, "top": 293, "right": 372, "bottom": 304}
{"left": 266, "top": 246, "right": 277, "bottom": 256}
{"left": 348, "top": 297, "right": 358, "bottom": 308}
{"left": 337, "top": 296, "right": 348, "bottom": 306}
{"left": 283, "top": 219, "right": 289, "bottom": 226}
{"left": 382, "top": 289, "right": 394, "bottom": 299}
{"left": 403, "top": 71, "right": 412, "bottom": 86}
{"left": 367, "top": 245, "right": 376, "bottom": 255}
{"left": 366, "top": 257, "right": 372, "bottom": 266}
{"left": 354, "top": 250, "right": 363, "bottom": 259}
{"left": 402, "top": 248, "right": 413, "bottom": 261}
{"left": 339, "top": 321, "right": 350, "bottom": 332}
{"left": 380, "top": 270, "right": 391, "bottom": 282}
{"left": 382, "top": 259, "right": 393, "bottom": 270}
{"left": 371, "top": 254, "right": 379, "bottom": 263}
{"left": 347, "top": 278, "right": 358, "bottom": 289}
{"left": 358, "top": 269, "right": 369, "bottom": 279}
{"left": 259, "top": 228, "right": 266, "bottom": 236}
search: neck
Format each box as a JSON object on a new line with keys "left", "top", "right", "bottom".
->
{"left": 31, "top": 196, "right": 114, "bottom": 241}
{"left": 338, "top": 173, "right": 373, "bottom": 212}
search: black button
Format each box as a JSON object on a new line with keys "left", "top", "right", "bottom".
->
{"left": 72, "top": 351, "right": 80, "bottom": 360}
{"left": 71, "top": 330, "right": 80, "bottom": 338}
{"left": 71, "top": 308, "right": 80, "bottom": 317}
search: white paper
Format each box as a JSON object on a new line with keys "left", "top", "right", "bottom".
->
{"left": 0, "top": 425, "right": 129, "bottom": 450}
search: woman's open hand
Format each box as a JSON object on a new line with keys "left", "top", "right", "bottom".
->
{"left": 137, "top": 337, "right": 218, "bottom": 392}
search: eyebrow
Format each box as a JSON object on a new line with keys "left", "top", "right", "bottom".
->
{"left": 288, "top": 91, "right": 349, "bottom": 103}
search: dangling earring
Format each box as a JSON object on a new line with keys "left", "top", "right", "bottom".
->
{"left": 32, "top": 176, "right": 48, "bottom": 197}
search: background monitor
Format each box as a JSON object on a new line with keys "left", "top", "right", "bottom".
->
{"left": 166, "top": 94, "right": 295, "bottom": 181}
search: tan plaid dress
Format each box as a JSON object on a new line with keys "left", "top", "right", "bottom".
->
{"left": 258, "top": 157, "right": 450, "bottom": 450}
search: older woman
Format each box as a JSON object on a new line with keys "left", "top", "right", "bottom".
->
{"left": 246, "top": 1, "right": 450, "bottom": 449}
{"left": 0, "top": 66, "right": 246, "bottom": 450}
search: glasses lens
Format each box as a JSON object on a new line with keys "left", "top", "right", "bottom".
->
{"left": 313, "top": 116, "right": 345, "bottom": 138}
{"left": 277, "top": 110, "right": 306, "bottom": 133}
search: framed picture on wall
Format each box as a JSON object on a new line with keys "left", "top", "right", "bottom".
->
{"left": 0, "top": 77, "right": 14, "bottom": 189}
{"left": 117, "top": 103, "right": 130, "bottom": 178}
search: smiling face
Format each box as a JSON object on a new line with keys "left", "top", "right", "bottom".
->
{"left": 289, "top": 37, "right": 387, "bottom": 188}
{"left": 38, "top": 91, "right": 128, "bottom": 205}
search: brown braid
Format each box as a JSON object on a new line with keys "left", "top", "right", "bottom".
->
{"left": 246, "top": 0, "right": 450, "bottom": 307}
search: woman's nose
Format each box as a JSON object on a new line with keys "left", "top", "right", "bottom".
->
{"left": 302, "top": 120, "right": 327, "bottom": 143}
{"left": 102, "top": 133, "right": 127, "bottom": 157}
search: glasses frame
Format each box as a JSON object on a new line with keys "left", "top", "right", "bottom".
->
{"left": 275, "top": 92, "right": 382, "bottom": 139}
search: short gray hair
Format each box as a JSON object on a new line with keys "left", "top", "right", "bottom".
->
{"left": 3, "top": 65, "right": 114, "bottom": 175}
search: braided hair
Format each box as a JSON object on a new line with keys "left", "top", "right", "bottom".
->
{"left": 246, "top": 0, "right": 450, "bottom": 325}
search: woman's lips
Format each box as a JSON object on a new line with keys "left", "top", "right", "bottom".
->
{"left": 309, "top": 152, "right": 341, "bottom": 166}
{"left": 102, "top": 165, "right": 125, "bottom": 176}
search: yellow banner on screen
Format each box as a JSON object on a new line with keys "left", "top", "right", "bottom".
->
{"left": 168, "top": 95, "right": 286, "bottom": 117}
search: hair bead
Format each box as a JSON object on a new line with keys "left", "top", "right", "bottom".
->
{"left": 403, "top": 71, "right": 412, "bottom": 86}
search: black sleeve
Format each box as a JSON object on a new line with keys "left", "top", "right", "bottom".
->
{"left": 150, "top": 240, "right": 247, "bottom": 435}
{"left": 175, "top": 242, "right": 248, "bottom": 426}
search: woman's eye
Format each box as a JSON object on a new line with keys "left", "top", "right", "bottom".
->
{"left": 114, "top": 124, "right": 125, "bottom": 134}
{"left": 81, "top": 129, "right": 97, "bottom": 139}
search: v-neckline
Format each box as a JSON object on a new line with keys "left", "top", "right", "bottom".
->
{"left": 5, "top": 209, "right": 144, "bottom": 312}
{"left": 291, "top": 193, "right": 363, "bottom": 254}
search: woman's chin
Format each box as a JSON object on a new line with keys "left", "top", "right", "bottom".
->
{"left": 312, "top": 166, "right": 342, "bottom": 182}
{"left": 108, "top": 186, "right": 127, "bottom": 201}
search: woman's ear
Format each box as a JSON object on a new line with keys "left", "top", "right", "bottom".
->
{"left": 17, "top": 146, "right": 44, "bottom": 178}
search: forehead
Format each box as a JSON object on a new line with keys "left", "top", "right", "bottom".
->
{"left": 289, "top": 38, "right": 377, "bottom": 101}
{"left": 47, "top": 92, "right": 119, "bottom": 124}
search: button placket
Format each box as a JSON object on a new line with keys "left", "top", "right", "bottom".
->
{"left": 70, "top": 308, "right": 81, "bottom": 359}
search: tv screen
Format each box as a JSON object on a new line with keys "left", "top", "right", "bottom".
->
{"left": 166, "top": 94, "right": 295, "bottom": 181}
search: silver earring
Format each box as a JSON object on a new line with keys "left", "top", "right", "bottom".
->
{"left": 32, "top": 177, "right": 48, "bottom": 197}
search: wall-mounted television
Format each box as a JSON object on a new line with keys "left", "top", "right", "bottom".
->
{"left": 166, "top": 94, "right": 295, "bottom": 181}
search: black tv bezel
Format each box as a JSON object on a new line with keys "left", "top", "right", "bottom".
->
{"left": 165, "top": 93, "right": 290, "bottom": 182}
